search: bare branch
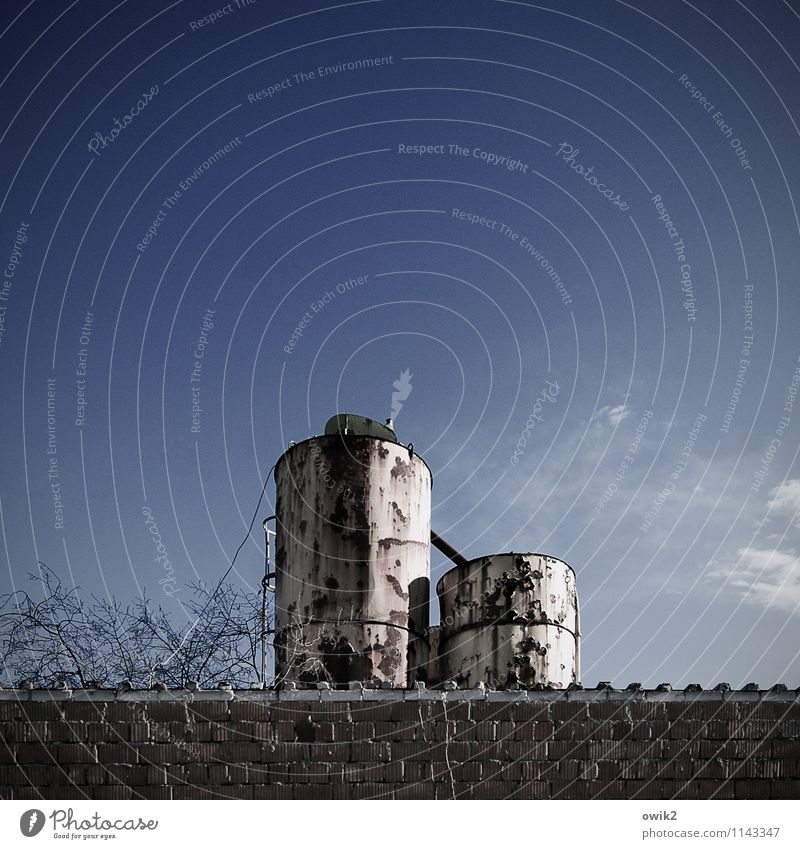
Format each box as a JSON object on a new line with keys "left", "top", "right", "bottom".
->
{"left": 0, "top": 564, "right": 271, "bottom": 689}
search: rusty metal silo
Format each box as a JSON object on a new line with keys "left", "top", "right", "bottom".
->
{"left": 274, "top": 414, "right": 431, "bottom": 687}
{"left": 435, "top": 553, "right": 579, "bottom": 689}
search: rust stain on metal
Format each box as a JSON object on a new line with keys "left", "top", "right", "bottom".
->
{"left": 378, "top": 537, "right": 409, "bottom": 550}
{"left": 376, "top": 627, "right": 403, "bottom": 678}
{"left": 391, "top": 501, "right": 408, "bottom": 523}
{"left": 390, "top": 457, "right": 413, "bottom": 479}
{"left": 385, "top": 574, "right": 409, "bottom": 601}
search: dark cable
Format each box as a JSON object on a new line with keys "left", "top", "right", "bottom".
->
{"left": 193, "top": 462, "right": 277, "bottom": 621}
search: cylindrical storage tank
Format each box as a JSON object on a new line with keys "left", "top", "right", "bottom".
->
{"left": 436, "top": 553, "right": 579, "bottom": 689}
{"left": 274, "top": 430, "right": 431, "bottom": 687}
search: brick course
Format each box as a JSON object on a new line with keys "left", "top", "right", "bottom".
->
{"left": 1, "top": 689, "right": 798, "bottom": 800}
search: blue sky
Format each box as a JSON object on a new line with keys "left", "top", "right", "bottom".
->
{"left": 1, "top": 0, "right": 799, "bottom": 687}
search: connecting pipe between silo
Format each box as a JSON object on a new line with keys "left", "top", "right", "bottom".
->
{"left": 430, "top": 530, "right": 469, "bottom": 568}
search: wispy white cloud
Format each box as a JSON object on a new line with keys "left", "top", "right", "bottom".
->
{"left": 711, "top": 546, "right": 800, "bottom": 613}
{"left": 592, "top": 404, "right": 632, "bottom": 427}
{"left": 767, "top": 479, "right": 800, "bottom": 518}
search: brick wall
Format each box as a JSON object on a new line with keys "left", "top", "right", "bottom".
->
{"left": 1, "top": 687, "right": 798, "bottom": 800}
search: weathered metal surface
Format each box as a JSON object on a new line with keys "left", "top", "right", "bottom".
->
{"left": 435, "top": 553, "right": 579, "bottom": 689}
{"left": 324, "top": 413, "right": 399, "bottom": 443}
{"left": 274, "top": 433, "right": 431, "bottom": 687}
{"left": 426, "top": 625, "right": 441, "bottom": 685}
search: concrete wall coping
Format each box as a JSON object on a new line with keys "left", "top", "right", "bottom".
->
{"left": 0, "top": 686, "right": 797, "bottom": 703}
